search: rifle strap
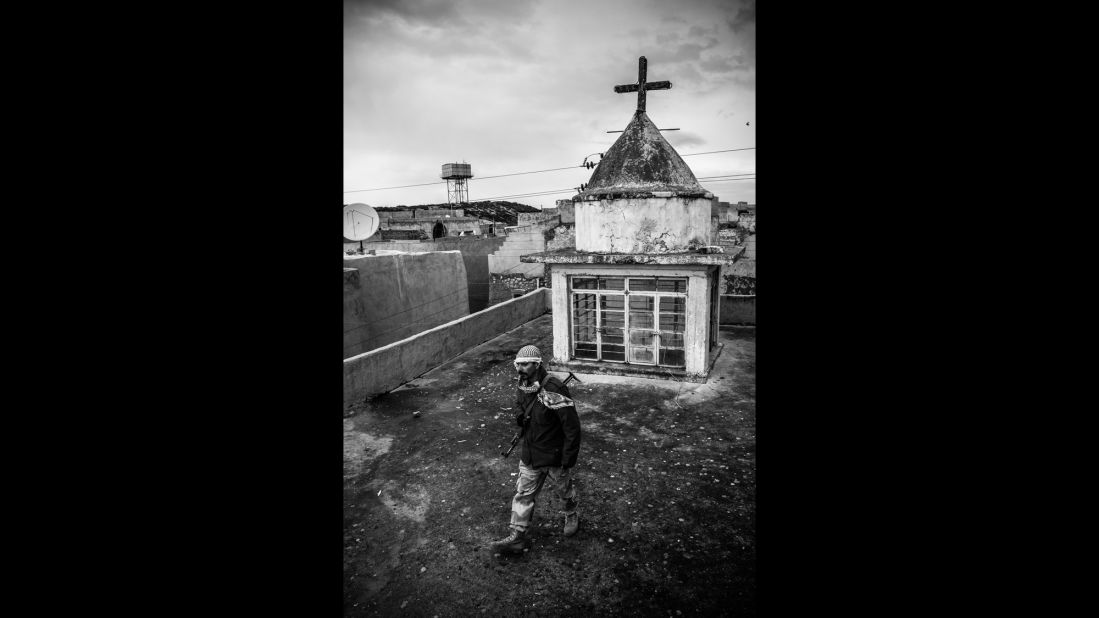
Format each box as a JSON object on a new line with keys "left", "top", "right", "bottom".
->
{"left": 519, "top": 381, "right": 544, "bottom": 426}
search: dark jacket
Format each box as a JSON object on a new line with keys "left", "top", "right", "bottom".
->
{"left": 514, "top": 367, "right": 582, "bottom": 469}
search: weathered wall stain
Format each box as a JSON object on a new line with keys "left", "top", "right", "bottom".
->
{"left": 575, "top": 197, "right": 712, "bottom": 253}
{"left": 545, "top": 224, "right": 575, "bottom": 251}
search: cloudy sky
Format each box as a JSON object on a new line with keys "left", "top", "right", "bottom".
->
{"left": 344, "top": 0, "right": 755, "bottom": 209}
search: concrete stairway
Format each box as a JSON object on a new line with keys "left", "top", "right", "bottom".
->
{"left": 488, "top": 226, "right": 548, "bottom": 277}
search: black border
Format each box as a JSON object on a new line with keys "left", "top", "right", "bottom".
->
{"left": 65, "top": 5, "right": 347, "bottom": 614}
{"left": 39, "top": 1, "right": 1032, "bottom": 614}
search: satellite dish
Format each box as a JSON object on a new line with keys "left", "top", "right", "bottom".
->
{"left": 343, "top": 203, "right": 379, "bottom": 241}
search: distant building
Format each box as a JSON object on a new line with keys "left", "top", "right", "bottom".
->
{"left": 553, "top": 199, "right": 576, "bottom": 224}
{"left": 378, "top": 207, "right": 484, "bottom": 238}
{"left": 516, "top": 212, "right": 560, "bottom": 227}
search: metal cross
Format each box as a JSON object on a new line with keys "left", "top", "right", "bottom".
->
{"left": 613, "top": 56, "right": 672, "bottom": 113}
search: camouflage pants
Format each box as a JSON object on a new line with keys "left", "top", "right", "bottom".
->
{"left": 509, "top": 460, "right": 579, "bottom": 532}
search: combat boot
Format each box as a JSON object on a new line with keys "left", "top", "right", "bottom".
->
{"left": 563, "top": 512, "right": 580, "bottom": 537}
{"left": 490, "top": 528, "right": 529, "bottom": 554}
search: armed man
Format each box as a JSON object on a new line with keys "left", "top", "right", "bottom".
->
{"left": 490, "top": 345, "right": 582, "bottom": 554}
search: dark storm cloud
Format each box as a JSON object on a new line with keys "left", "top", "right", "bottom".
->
{"left": 721, "top": 0, "right": 755, "bottom": 71}
{"left": 344, "top": 0, "right": 537, "bottom": 32}
{"left": 344, "top": 0, "right": 539, "bottom": 63}
{"left": 345, "top": 0, "right": 464, "bottom": 27}
{"left": 729, "top": 0, "right": 756, "bottom": 33}
{"left": 345, "top": 0, "right": 755, "bottom": 207}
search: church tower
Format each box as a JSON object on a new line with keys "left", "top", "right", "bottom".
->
{"left": 521, "top": 57, "right": 742, "bottom": 381}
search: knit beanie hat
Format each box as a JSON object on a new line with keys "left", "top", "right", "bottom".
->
{"left": 514, "top": 345, "right": 542, "bottom": 364}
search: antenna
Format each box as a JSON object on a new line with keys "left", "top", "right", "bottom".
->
{"left": 343, "top": 203, "right": 380, "bottom": 250}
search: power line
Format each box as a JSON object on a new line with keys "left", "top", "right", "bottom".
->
{"left": 343, "top": 167, "right": 584, "bottom": 194}
{"left": 480, "top": 177, "right": 757, "bottom": 202}
{"left": 343, "top": 147, "right": 755, "bottom": 194}
{"left": 696, "top": 173, "right": 756, "bottom": 180}
{"left": 476, "top": 177, "right": 759, "bottom": 202}
{"left": 680, "top": 148, "right": 756, "bottom": 157}
{"left": 475, "top": 166, "right": 581, "bottom": 181}
{"left": 345, "top": 180, "right": 446, "bottom": 193}
{"left": 475, "top": 188, "right": 577, "bottom": 201}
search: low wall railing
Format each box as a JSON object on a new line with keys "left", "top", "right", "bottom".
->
{"left": 344, "top": 287, "right": 550, "bottom": 407}
{"left": 720, "top": 294, "right": 756, "bottom": 325}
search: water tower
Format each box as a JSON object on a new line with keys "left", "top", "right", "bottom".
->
{"left": 441, "top": 162, "right": 473, "bottom": 207}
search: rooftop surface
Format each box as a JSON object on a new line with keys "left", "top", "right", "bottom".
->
{"left": 343, "top": 314, "right": 756, "bottom": 615}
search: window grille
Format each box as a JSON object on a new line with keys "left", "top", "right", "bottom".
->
{"left": 568, "top": 276, "right": 687, "bottom": 368}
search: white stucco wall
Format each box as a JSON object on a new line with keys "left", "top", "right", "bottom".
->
{"left": 574, "top": 197, "right": 713, "bottom": 253}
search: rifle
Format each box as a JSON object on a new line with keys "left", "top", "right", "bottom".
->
{"left": 501, "top": 372, "right": 581, "bottom": 458}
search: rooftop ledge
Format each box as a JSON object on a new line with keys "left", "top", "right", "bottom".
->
{"left": 574, "top": 189, "right": 713, "bottom": 201}
{"left": 519, "top": 246, "right": 744, "bottom": 265}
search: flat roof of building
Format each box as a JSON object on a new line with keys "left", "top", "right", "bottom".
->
{"left": 343, "top": 313, "right": 755, "bottom": 613}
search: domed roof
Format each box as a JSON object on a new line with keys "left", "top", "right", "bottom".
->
{"left": 581, "top": 111, "right": 708, "bottom": 200}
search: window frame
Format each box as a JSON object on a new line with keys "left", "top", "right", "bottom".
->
{"left": 568, "top": 275, "right": 688, "bottom": 367}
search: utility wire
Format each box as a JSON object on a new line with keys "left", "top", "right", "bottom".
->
{"left": 680, "top": 148, "right": 755, "bottom": 157}
{"left": 696, "top": 173, "right": 756, "bottom": 180}
{"left": 343, "top": 167, "right": 582, "bottom": 194}
{"left": 477, "top": 175, "right": 757, "bottom": 202}
{"left": 476, "top": 188, "right": 577, "bottom": 201}
{"left": 475, "top": 166, "right": 581, "bottom": 181}
{"left": 345, "top": 180, "right": 446, "bottom": 193}
{"left": 343, "top": 147, "right": 754, "bottom": 194}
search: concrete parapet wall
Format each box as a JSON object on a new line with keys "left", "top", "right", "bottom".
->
{"left": 720, "top": 295, "right": 756, "bottom": 325}
{"left": 347, "top": 236, "right": 507, "bottom": 313}
{"left": 344, "top": 288, "right": 550, "bottom": 406}
{"left": 742, "top": 234, "right": 756, "bottom": 259}
{"left": 343, "top": 251, "right": 469, "bottom": 359}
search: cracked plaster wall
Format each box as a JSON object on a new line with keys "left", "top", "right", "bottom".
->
{"left": 546, "top": 224, "right": 575, "bottom": 251}
{"left": 574, "top": 197, "right": 712, "bottom": 253}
